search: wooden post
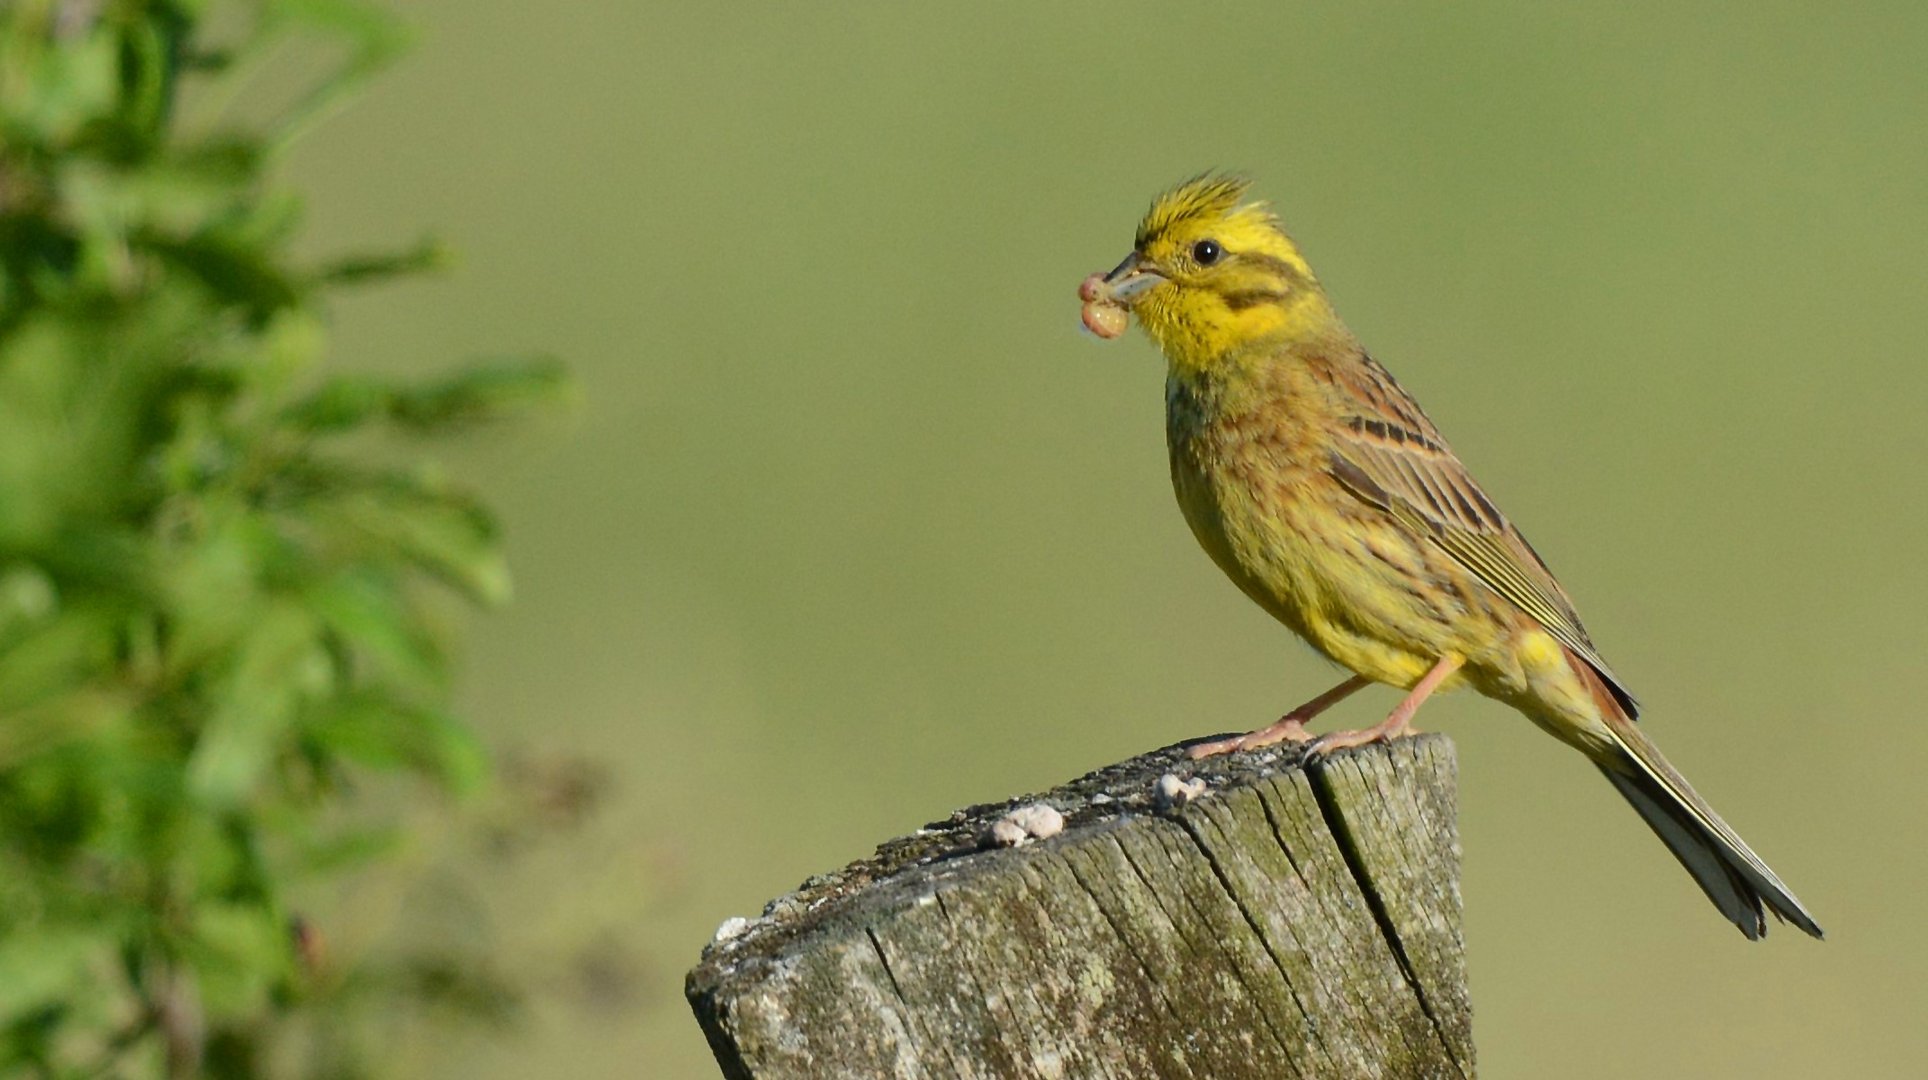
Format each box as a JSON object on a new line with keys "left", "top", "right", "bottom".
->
{"left": 686, "top": 736, "right": 1473, "bottom": 1079}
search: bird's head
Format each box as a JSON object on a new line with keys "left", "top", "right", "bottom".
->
{"left": 1080, "top": 175, "right": 1336, "bottom": 372}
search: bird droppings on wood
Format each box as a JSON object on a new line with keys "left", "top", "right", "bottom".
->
{"left": 984, "top": 802, "right": 1067, "bottom": 848}
{"left": 687, "top": 736, "right": 1472, "bottom": 1079}
{"left": 985, "top": 817, "right": 1029, "bottom": 848}
{"left": 1156, "top": 772, "right": 1210, "bottom": 808}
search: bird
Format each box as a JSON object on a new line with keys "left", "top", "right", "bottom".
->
{"left": 1077, "top": 174, "right": 1821, "bottom": 940}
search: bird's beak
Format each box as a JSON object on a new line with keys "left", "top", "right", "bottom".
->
{"left": 1078, "top": 251, "right": 1166, "bottom": 339}
{"left": 1083, "top": 252, "right": 1166, "bottom": 306}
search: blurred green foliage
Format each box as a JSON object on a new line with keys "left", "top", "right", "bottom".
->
{"left": 0, "top": 2, "right": 563, "bottom": 1075}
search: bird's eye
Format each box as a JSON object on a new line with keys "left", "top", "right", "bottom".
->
{"left": 1192, "top": 239, "right": 1222, "bottom": 266}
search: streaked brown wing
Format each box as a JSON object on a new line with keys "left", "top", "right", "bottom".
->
{"left": 1324, "top": 356, "right": 1638, "bottom": 716}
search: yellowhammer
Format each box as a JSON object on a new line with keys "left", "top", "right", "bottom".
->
{"left": 1079, "top": 174, "right": 1820, "bottom": 940}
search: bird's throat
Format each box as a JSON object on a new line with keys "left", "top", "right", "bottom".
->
{"left": 1145, "top": 290, "right": 1341, "bottom": 383}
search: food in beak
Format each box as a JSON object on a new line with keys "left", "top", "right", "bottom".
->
{"left": 1078, "top": 272, "right": 1130, "bottom": 339}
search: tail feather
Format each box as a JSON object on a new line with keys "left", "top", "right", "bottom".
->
{"left": 1599, "top": 766, "right": 1757, "bottom": 934}
{"left": 1567, "top": 650, "right": 1823, "bottom": 940}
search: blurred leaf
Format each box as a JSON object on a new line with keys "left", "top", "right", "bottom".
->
{"left": 288, "top": 824, "right": 403, "bottom": 878}
{"left": 0, "top": 927, "right": 103, "bottom": 1025}
{"left": 263, "top": 0, "right": 414, "bottom": 153}
{"left": 187, "top": 603, "right": 324, "bottom": 807}
{"left": 190, "top": 901, "right": 291, "bottom": 1018}
{"left": 0, "top": 688, "right": 130, "bottom": 771}
{"left": 306, "top": 695, "right": 487, "bottom": 796}
{"left": 0, "top": 608, "right": 116, "bottom": 714}
{"left": 143, "top": 230, "right": 301, "bottom": 321}
{"left": 313, "top": 234, "right": 449, "bottom": 286}
{"left": 386, "top": 358, "right": 570, "bottom": 431}
{"left": 280, "top": 357, "right": 570, "bottom": 438}
{"left": 274, "top": 0, "right": 413, "bottom": 65}
{"left": 326, "top": 489, "right": 511, "bottom": 607}
{"left": 306, "top": 569, "right": 443, "bottom": 691}
{"left": 161, "top": 507, "right": 269, "bottom": 671}
{"left": 0, "top": 25, "right": 118, "bottom": 143}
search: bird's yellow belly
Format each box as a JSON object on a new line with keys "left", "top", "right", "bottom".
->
{"left": 1171, "top": 446, "right": 1499, "bottom": 692}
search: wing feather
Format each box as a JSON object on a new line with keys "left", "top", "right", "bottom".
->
{"left": 1325, "top": 358, "right": 1638, "bottom": 715}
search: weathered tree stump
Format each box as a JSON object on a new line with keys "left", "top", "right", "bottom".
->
{"left": 687, "top": 736, "right": 1472, "bottom": 1079}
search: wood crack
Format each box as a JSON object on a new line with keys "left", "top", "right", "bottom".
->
{"left": 1307, "top": 756, "right": 1471, "bottom": 1079}
{"left": 1060, "top": 846, "right": 1191, "bottom": 1030}
{"left": 1112, "top": 826, "right": 1304, "bottom": 1073}
{"left": 1173, "top": 808, "right": 1335, "bottom": 1078}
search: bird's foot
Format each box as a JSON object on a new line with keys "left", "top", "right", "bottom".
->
{"left": 1187, "top": 714, "right": 1316, "bottom": 760}
{"left": 1303, "top": 656, "right": 1461, "bottom": 760}
{"left": 1302, "top": 717, "right": 1417, "bottom": 759}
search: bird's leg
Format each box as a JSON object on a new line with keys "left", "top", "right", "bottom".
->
{"left": 1187, "top": 675, "right": 1372, "bottom": 759}
{"left": 1305, "top": 655, "right": 1464, "bottom": 757}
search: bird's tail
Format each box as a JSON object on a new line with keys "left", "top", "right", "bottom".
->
{"left": 1565, "top": 650, "right": 1823, "bottom": 940}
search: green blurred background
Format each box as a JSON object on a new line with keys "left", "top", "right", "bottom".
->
{"left": 285, "top": 2, "right": 1927, "bottom": 1076}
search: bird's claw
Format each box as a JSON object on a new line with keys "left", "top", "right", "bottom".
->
{"left": 1301, "top": 722, "right": 1421, "bottom": 762}
{"left": 1186, "top": 715, "right": 1318, "bottom": 760}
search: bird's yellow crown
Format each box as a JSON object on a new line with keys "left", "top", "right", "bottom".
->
{"left": 1128, "top": 174, "right": 1342, "bottom": 375}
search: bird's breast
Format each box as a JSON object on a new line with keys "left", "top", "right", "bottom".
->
{"left": 1163, "top": 375, "right": 1466, "bottom": 690}
{"left": 1165, "top": 381, "right": 1323, "bottom": 628}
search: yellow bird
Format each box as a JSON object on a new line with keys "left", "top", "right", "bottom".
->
{"left": 1079, "top": 174, "right": 1820, "bottom": 940}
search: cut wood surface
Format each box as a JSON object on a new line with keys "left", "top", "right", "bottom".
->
{"left": 687, "top": 735, "right": 1473, "bottom": 1079}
